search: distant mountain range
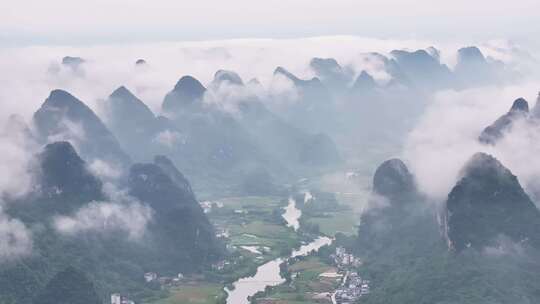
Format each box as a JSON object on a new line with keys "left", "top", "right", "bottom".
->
{"left": 0, "top": 44, "right": 526, "bottom": 304}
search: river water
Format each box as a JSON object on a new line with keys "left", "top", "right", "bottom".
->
{"left": 225, "top": 197, "right": 332, "bottom": 304}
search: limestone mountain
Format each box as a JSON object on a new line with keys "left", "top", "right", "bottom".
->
{"left": 273, "top": 66, "right": 336, "bottom": 134}
{"left": 354, "top": 158, "right": 436, "bottom": 265}
{"left": 478, "top": 97, "right": 529, "bottom": 144}
{"left": 33, "top": 267, "right": 102, "bottom": 304}
{"left": 38, "top": 141, "right": 103, "bottom": 203}
{"left": 309, "top": 57, "right": 352, "bottom": 89}
{"left": 162, "top": 75, "right": 207, "bottom": 113}
{"left": 352, "top": 70, "right": 378, "bottom": 92}
{"left": 128, "top": 158, "right": 222, "bottom": 267}
{"left": 153, "top": 155, "right": 193, "bottom": 196}
{"left": 237, "top": 99, "right": 341, "bottom": 170}
{"left": 33, "top": 89, "right": 130, "bottom": 167}
{"left": 105, "top": 86, "right": 163, "bottom": 161}
{"left": 8, "top": 141, "right": 104, "bottom": 222}
{"left": 454, "top": 46, "right": 496, "bottom": 87}
{"left": 274, "top": 66, "right": 323, "bottom": 89}
{"left": 212, "top": 69, "right": 244, "bottom": 86}
{"left": 357, "top": 159, "right": 423, "bottom": 239}
{"left": 2, "top": 144, "right": 222, "bottom": 304}
{"left": 61, "top": 56, "right": 85, "bottom": 69}
{"left": 444, "top": 152, "right": 540, "bottom": 252}
{"left": 372, "top": 158, "right": 416, "bottom": 201}
{"left": 389, "top": 49, "right": 454, "bottom": 90}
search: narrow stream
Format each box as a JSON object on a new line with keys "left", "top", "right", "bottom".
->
{"left": 225, "top": 197, "right": 331, "bottom": 304}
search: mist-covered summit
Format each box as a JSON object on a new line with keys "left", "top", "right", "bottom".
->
{"left": 389, "top": 49, "right": 454, "bottom": 90}
{"left": 455, "top": 46, "right": 498, "bottom": 87}
{"left": 372, "top": 158, "right": 416, "bottom": 200}
{"left": 479, "top": 97, "right": 530, "bottom": 144}
{"left": 212, "top": 69, "right": 244, "bottom": 86}
{"left": 309, "top": 57, "right": 352, "bottom": 89}
{"left": 0, "top": 39, "right": 534, "bottom": 304}
{"left": 61, "top": 56, "right": 85, "bottom": 69}
{"left": 109, "top": 86, "right": 155, "bottom": 123}
{"left": 445, "top": 152, "right": 540, "bottom": 252}
{"left": 162, "top": 75, "right": 207, "bottom": 112}
{"left": 38, "top": 141, "right": 103, "bottom": 203}
{"left": 352, "top": 70, "right": 378, "bottom": 92}
{"left": 273, "top": 66, "right": 324, "bottom": 90}
{"left": 33, "top": 89, "right": 130, "bottom": 167}
{"left": 104, "top": 86, "right": 164, "bottom": 161}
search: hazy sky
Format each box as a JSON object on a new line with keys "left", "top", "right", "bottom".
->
{"left": 2, "top": 0, "right": 540, "bottom": 46}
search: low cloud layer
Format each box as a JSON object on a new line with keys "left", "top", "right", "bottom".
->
{"left": 88, "top": 159, "right": 122, "bottom": 180}
{"left": 0, "top": 209, "right": 32, "bottom": 262}
{"left": 53, "top": 183, "right": 153, "bottom": 239}
{"left": 0, "top": 134, "right": 35, "bottom": 200}
{"left": 0, "top": 36, "right": 531, "bottom": 122}
{"left": 403, "top": 82, "right": 540, "bottom": 201}
{"left": 54, "top": 200, "right": 152, "bottom": 240}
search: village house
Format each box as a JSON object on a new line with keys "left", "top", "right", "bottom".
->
{"left": 334, "top": 271, "right": 371, "bottom": 304}
{"left": 332, "top": 247, "right": 362, "bottom": 268}
{"left": 111, "top": 293, "right": 135, "bottom": 304}
{"left": 144, "top": 272, "right": 157, "bottom": 282}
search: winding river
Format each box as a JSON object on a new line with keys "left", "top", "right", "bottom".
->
{"left": 225, "top": 197, "right": 332, "bottom": 304}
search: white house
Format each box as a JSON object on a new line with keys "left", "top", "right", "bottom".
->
{"left": 144, "top": 272, "right": 157, "bottom": 282}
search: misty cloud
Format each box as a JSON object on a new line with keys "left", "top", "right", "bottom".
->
{"left": 88, "top": 159, "right": 122, "bottom": 180}
{"left": 0, "top": 209, "right": 32, "bottom": 262}
{"left": 0, "top": 123, "right": 37, "bottom": 200}
{"left": 153, "top": 130, "right": 184, "bottom": 148}
{"left": 0, "top": 36, "right": 537, "bottom": 210}
{"left": 483, "top": 235, "right": 527, "bottom": 257}
{"left": 53, "top": 182, "right": 153, "bottom": 240}
{"left": 0, "top": 36, "right": 529, "bottom": 123}
{"left": 45, "top": 118, "right": 86, "bottom": 147}
{"left": 53, "top": 200, "right": 152, "bottom": 240}
{"left": 403, "top": 83, "right": 540, "bottom": 201}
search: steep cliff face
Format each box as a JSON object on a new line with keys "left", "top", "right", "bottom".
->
{"left": 445, "top": 152, "right": 540, "bottom": 252}
{"left": 128, "top": 158, "right": 222, "bottom": 267}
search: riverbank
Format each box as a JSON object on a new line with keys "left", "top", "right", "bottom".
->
{"left": 143, "top": 191, "right": 355, "bottom": 304}
{"left": 223, "top": 195, "right": 332, "bottom": 304}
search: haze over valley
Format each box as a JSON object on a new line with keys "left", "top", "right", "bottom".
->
{"left": 1, "top": 2, "right": 540, "bottom": 304}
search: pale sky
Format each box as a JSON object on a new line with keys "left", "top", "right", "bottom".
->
{"left": 1, "top": 0, "right": 539, "bottom": 46}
